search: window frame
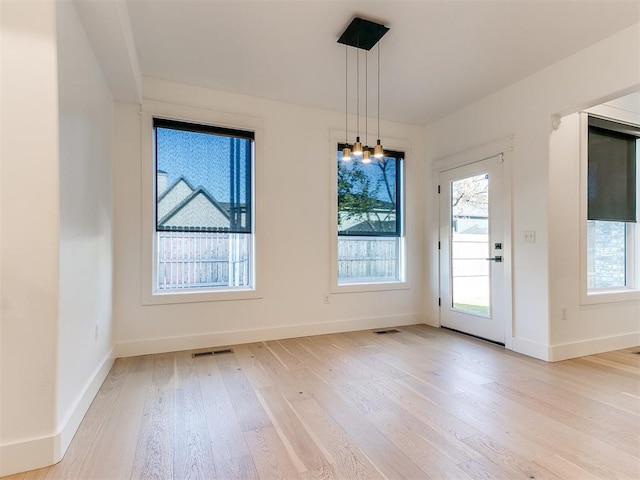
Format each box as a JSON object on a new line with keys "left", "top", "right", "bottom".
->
{"left": 141, "top": 102, "right": 264, "bottom": 305}
{"left": 579, "top": 111, "right": 640, "bottom": 305}
{"left": 330, "top": 133, "right": 410, "bottom": 293}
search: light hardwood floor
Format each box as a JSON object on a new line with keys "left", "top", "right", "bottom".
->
{"left": 4, "top": 325, "right": 639, "bottom": 479}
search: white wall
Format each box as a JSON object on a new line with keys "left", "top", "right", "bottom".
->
{"left": 56, "top": 0, "right": 115, "bottom": 454}
{"left": 426, "top": 23, "right": 640, "bottom": 360}
{"left": 113, "top": 78, "right": 428, "bottom": 356}
{"left": 0, "top": 0, "right": 60, "bottom": 474}
{"left": 0, "top": 1, "right": 115, "bottom": 475}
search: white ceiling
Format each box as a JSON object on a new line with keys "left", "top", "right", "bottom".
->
{"left": 109, "top": 1, "right": 640, "bottom": 125}
{"left": 604, "top": 92, "right": 640, "bottom": 114}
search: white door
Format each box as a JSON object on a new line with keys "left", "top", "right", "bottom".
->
{"left": 439, "top": 155, "right": 507, "bottom": 344}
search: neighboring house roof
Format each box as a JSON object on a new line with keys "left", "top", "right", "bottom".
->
{"left": 338, "top": 202, "right": 397, "bottom": 233}
{"left": 452, "top": 214, "right": 488, "bottom": 220}
{"left": 341, "top": 219, "right": 397, "bottom": 234}
{"left": 157, "top": 176, "right": 196, "bottom": 220}
{"left": 459, "top": 224, "right": 488, "bottom": 235}
{"left": 157, "top": 176, "right": 249, "bottom": 230}
{"left": 159, "top": 187, "right": 231, "bottom": 229}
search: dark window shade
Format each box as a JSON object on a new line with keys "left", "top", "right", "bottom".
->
{"left": 588, "top": 117, "right": 638, "bottom": 223}
{"left": 154, "top": 118, "right": 253, "bottom": 233}
{"left": 337, "top": 144, "right": 403, "bottom": 237}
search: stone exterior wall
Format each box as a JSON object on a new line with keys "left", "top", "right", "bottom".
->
{"left": 587, "top": 220, "right": 627, "bottom": 288}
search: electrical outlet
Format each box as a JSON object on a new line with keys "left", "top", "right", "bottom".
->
{"left": 561, "top": 307, "right": 567, "bottom": 321}
{"left": 94, "top": 323, "right": 100, "bottom": 341}
{"left": 323, "top": 294, "right": 330, "bottom": 304}
{"left": 523, "top": 231, "right": 536, "bottom": 243}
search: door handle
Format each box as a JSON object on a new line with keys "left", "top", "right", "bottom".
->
{"left": 486, "top": 256, "right": 502, "bottom": 262}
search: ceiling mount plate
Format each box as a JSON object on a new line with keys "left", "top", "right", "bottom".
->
{"left": 337, "top": 17, "right": 389, "bottom": 51}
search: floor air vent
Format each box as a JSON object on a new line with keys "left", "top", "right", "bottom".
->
{"left": 192, "top": 348, "right": 234, "bottom": 358}
{"left": 374, "top": 329, "right": 400, "bottom": 335}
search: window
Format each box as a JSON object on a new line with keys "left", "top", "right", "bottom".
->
{"left": 153, "top": 118, "right": 254, "bottom": 293}
{"left": 337, "top": 145, "right": 404, "bottom": 285}
{"left": 586, "top": 115, "right": 639, "bottom": 294}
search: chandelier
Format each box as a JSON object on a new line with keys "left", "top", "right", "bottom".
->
{"left": 338, "top": 17, "right": 389, "bottom": 162}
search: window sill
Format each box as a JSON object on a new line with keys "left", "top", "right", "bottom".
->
{"left": 580, "top": 288, "right": 640, "bottom": 305}
{"left": 332, "top": 281, "right": 410, "bottom": 295}
{"left": 142, "top": 287, "right": 262, "bottom": 306}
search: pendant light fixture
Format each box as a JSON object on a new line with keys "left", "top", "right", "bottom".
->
{"left": 338, "top": 17, "right": 389, "bottom": 163}
{"left": 373, "top": 42, "right": 385, "bottom": 159}
{"left": 362, "top": 50, "right": 371, "bottom": 164}
{"left": 352, "top": 46, "right": 363, "bottom": 156}
{"left": 342, "top": 44, "right": 351, "bottom": 161}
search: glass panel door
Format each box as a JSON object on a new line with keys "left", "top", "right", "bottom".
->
{"left": 439, "top": 155, "right": 506, "bottom": 344}
{"left": 451, "top": 173, "right": 490, "bottom": 316}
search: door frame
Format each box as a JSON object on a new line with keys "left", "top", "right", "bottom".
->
{"left": 432, "top": 137, "right": 514, "bottom": 350}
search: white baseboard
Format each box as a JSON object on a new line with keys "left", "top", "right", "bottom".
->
{"left": 0, "top": 348, "right": 115, "bottom": 477}
{"left": 115, "top": 313, "right": 426, "bottom": 358}
{"left": 57, "top": 348, "right": 115, "bottom": 456}
{"left": 0, "top": 435, "right": 56, "bottom": 478}
{"left": 422, "top": 314, "right": 438, "bottom": 328}
{"left": 549, "top": 331, "right": 640, "bottom": 362}
{"left": 511, "top": 336, "right": 550, "bottom": 361}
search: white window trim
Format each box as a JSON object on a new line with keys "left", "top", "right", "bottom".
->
{"left": 578, "top": 111, "right": 640, "bottom": 305}
{"left": 140, "top": 101, "right": 264, "bottom": 305}
{"left": 329, "top": 130, "right": 411, "bottom": 294}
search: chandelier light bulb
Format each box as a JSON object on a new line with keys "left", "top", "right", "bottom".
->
{"left": 373, "top": 140, "right": 384, "bottom": 158}
{"left": 352, "top": 137, "right": 363, "bottom": 156}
